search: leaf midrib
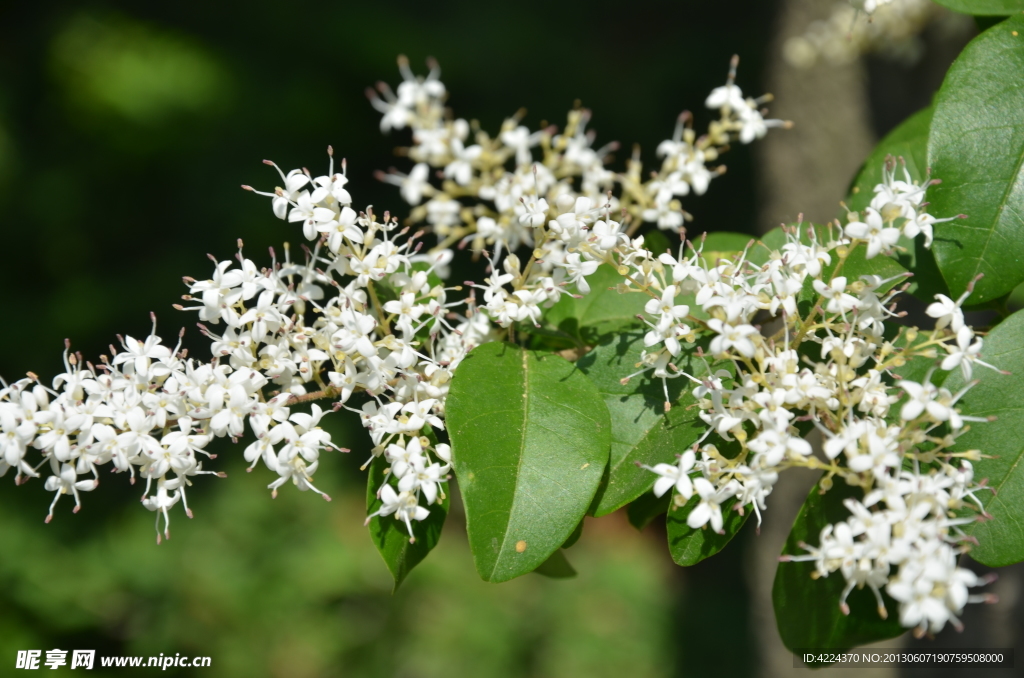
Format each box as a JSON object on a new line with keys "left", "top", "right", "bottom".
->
{"left": 485, "top": 348, "right": 534, "bottom": 580}
{"left": 986, "top": 446, "right": 1024, "bottom": 509}
{"left": 937, "top": 33, "right": 1024, "bottom": 289}
{"left": 964, "top": 141, "right": 1024, "bottom": 283}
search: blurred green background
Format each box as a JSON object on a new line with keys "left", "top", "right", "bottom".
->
{"left": 0, "top": 2, "right": 777, "bottom": 676}
{"left": 5, "top": 2, "right": 1000, "bottom": 677}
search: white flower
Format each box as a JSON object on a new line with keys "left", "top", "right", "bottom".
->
{"left": 898, "top": 378, "right": 962, "bottom": 425}
{"left": 549, "top": 196, "right": 595, "bottom": 241}
{"left": 642, "top": 450, "right": 696, "bottom": 500}
{"left": 687, "top": 477, "right": 738, "bottom": 533}
{"left": 926, "top": 292, "right": 969, "bottom": 333}
{"left": 386, "top": 437, "right": 425, "bottom": 479}
{"left": 314, "top": 168, "right": 352, "bottom": 206}
{"left": 444, "top": 138, "right": 482, "bottom": 185}
{"left": 813, "top": 276, "right": 858, "bottom": 315}
{"left": 288, "top": 191, "right": 338, "bottom": 241}
{"left": 318, "top": 205, "right": 362, "bottom": 254}
{"left": 706, "top": 319, "right": 758, "bottom": 358}
{"left": 588, "top": 219, "right": 626, "bottom": 252}
{"left": 141, "top": 477, "right": 182, "bottom": 543}
{"left": 271, "top": 168, "right": 310, "bottom": 219}
{"left": 705, "top": 83, "right": 745, "bottom": 111}
{"left": 397, "top": 457, "right": 446, "bottom": 504}
{"left": 844, "top": 208, "right": 900, "bottom": 259}
{"left": 366, "top": 484, "right": 430, "bottom": 542}
{"left": 560, "top": 253, "right": 599, "bottom": 294}
{"left": 747, "top": 429, "right": 811, "bottom": 467}
{"left": 644, "top": 285, "right": 689, "bottom": 327}
{"left": 517, "top": 194, "right": 550, "bottom": 228}
{"left": 737, "top": 107, "right": 780, "bottom": 144}
{"left": 940, "top": 327, "right": 984, "bottom": 380}
{"left": 425, "top": 197, "right": 461, "bottom": 228}
{"left": 43, "top": 462, "right": 98, "bottom": 522}
{"left": 112, "top": 333, "right": 173, "bottom": 377}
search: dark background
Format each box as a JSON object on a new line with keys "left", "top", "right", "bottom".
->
{"left": 0, "top": 2, "right": 1005, "bottom": 677}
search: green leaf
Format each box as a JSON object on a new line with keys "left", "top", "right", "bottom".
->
{"left": 797, "top": 239, "right": 908, "bottom": 316}
{"left": 537, "top": 231, "right": 732, "bottom": 345}
{"left": 533, "top": 549, "right": 578, "bottom": 579}
{"left": 847, "top": 107, "right": 932, "bottom": 215}
{"left": 773, "top": 482, "right": 904, "bottom": 658}
{"left": 927, "top": 15, "right": 1024, "bottom": 304}
{"left": 700, "top": 231, "right": 755, "bottom": 252}
{"left": 886, "top": 330, "right": 952, "bottom": 433}
{"left": 446, "top": 342, "right": 611, "bottom": 582}
{"left": 893, "top": 232, "right": 948, "bottom": 303}
{"left": 827, "top": 242, "right": 907, "bottom": 293}
{"left": 845, "top": 106, "right": 947, "bottom": 301}
{"left": 576, "top": 332, "right": 723, "bottom": 516}
{"left": 697, "top": 231, "right": 755, "bottom": 266}
{"left": 746, "top": 225, "right": 793, "bottom": 269}
{"left": 740, "top": 225, "right": 908, "bottom": 316}
{"left": 945, "top": 308, "right": 1024, "bottom": 566}
{"left": 889, "top": 329, "right": 949, "bottom": 388}
{"left": 562, "top": 519, "right": 584, "bottom": 549}
{"left": 374, "top": 261, "right": 444, "bottom": 305}
{"left": 627, "top": 491, "right": 670, "bottom": 530}
{"left": 366, "top": 456, "right": 449, "bottom": 590}
{"left": 541, "top": 264, "right": 650, "bottom": 345}
{"left": 933, "top": 0, "right": 1024, "bottom": 15}
{"left": 641, "top": 229, "right": 674, "bottom": 257}
{"left": 748, "top": 226, "right": 909, "bottom": 360}
{"left": 667, "top": 494, "right": 749, "bottom": 567}
{"left": 976, "top": 15, "right": 1010, "bottom": 30}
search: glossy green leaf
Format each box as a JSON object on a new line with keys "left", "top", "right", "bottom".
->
{"left": 667, "top": 494, "right": 749, "bottom": 567}
{"left": 742, "top": 224, "right": 907, "bottom": 316}
{"left": 542, "top": 264, "right": 649, "bottom": 345}
{"left": 700, "top": 231, "right": 755, "bottom": 251}
{"left": 698, "top": 231, "right": 755, "bottom": 266}
{"left": 537, "top": 230, "right": 736, "bottom": 345}
{"left": 773, "top": 482, "right": 905, "bottom": 658}
{"left": 562, "top": 519, "right": 584, "bottom": 549}
{"left": 895, "top": 229, "right": 947, "bottom": 304}
{"left": 627, "top": 491, "right": 670, "bottom": 530}
{"left": 847, "top": 107, "right": 932, "bottom": 215}
{"left": 890, "top": 329, "right": 950, "bottom": 388}
{"left": 797, "top": 239, "right": 908, "bottom": 316}
{"left": 886, "top": 330, "right": 951, "bottom": 432}
{"left": 373, "top": 260, "right": 444, "bottom": 305}
{"left": 945, "top": 308, "right": 1024, "bottom": 566}
{"left": 933, "top": 0, "right": 1024, "bottom": 15}
{"left": 446, "top": 342, "right": 611, "bottom": 582}
{"left": 642, "top": 229, "right": 674, "bottom": 257}
{"left": 366, "top": 456, "right": 449, "bottom": 590}
{"left": 577, "top": 332, "right": 722, "bottom": 516}
{"left": 747, "top": 225, "right": 791, "bottom": 269}
{"left": 827, "top": 242, "right": 907, "bottom": 292}
{"left": 750, "top": 223, "right": 836, "bottom": 269}
{"left": 750, "top": 225, "right": 781, "bottom": 259}
{"left": 533, "top": 549, "right": 577, "bottom": 579}
{"left": 928, "top": 15, "right": 1024, "bottom": 304}
{"left": 976, "top": 15, "right": 1010, "bottom": 30}
{"left": 846, "top": 106, "right": 947, "bottom": 301}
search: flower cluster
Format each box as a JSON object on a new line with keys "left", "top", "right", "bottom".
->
{"left": 195, "top": 174, "right": 476, "bottom": 543}
{"left": 1, "top": 56, "right": 779, "bottom": 545}
{"left": 784, "top": 0, "right": 943, "bottom": 69}
{"left": 0, "top": 55, "right": 1000, "bottom": 637}
{"left": 2, "top": 324, "right": 230, "bottom": 541}
{"left": 639, "top": 159, "right": 998, "bottom": 636}
{"left": 370, "top": 55, "right": 789, "bottom": 260}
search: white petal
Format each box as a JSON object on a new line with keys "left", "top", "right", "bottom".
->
{"left": 687, "top": 502, "right": 712, "bottom": 529}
